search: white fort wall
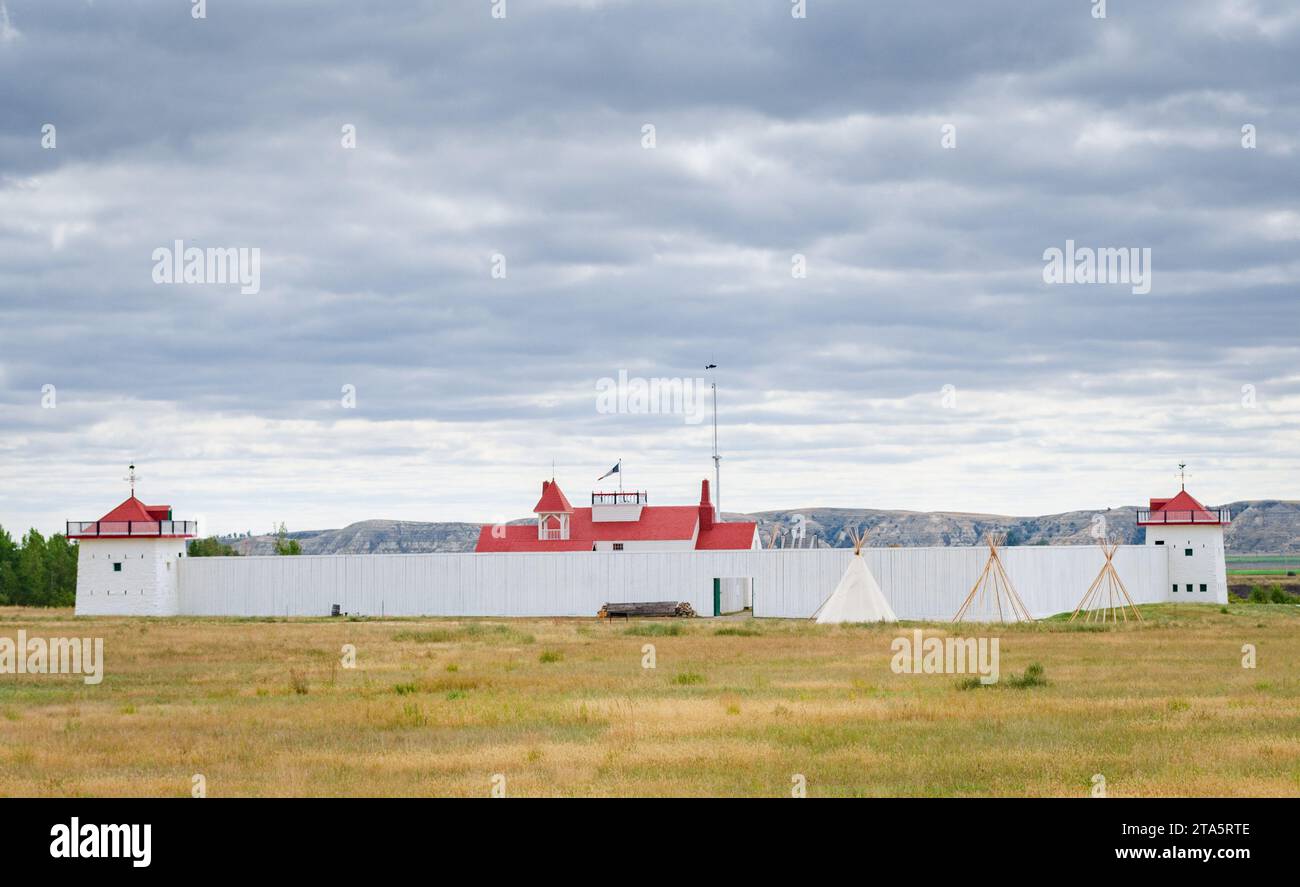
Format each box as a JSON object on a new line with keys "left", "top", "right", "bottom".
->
{"left": 175, "top": 545, "right": 1172, "bottom": 620}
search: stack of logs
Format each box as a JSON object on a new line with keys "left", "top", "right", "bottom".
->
{"left": 598, "top": 601, "right": 697, "bottom": 619}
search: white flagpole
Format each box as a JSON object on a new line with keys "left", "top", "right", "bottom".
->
{"left": 707, "top": 365, "right": 721, "bottom": 522}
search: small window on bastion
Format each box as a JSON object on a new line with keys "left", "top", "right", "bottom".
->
{"left": 1184, "top": 548, "right": 1193, "bottom": 556}
{"left": 113, "top": 562, "right": 122, "bottom": 572}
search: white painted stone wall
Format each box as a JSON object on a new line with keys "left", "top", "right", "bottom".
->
{"left": 74, "top": 538, "right": 187, "bottom": 617}
{"left": 1144, "top": 524, "right": 1228, "bottom": 603}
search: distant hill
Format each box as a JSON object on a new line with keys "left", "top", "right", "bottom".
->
{"left": 219, "top": 500, "right": 1300, "bottom": 555}
{"left": 748, "top": 501, "right": 1300, "bottom": 553}
{"left": 225, "top": 520, "right": 484, "bottom": 556}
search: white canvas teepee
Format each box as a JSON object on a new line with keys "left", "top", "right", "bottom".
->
{"left": 813, "top": 529, "right": 897, "bottom": 624}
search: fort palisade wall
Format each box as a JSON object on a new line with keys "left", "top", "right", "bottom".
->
{"left": 176, "top": 545, "right": 1173, "bottom": 621}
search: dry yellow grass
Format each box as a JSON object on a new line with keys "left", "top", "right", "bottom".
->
{"left": 1, "top": 604, "right": 1298, "bottom": 797}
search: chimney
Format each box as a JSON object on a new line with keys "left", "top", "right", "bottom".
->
{"left": 699, "top": 479, "right": 714, "bottom": 530}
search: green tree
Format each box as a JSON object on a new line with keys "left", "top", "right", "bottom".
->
{"left": 188, "top": 537, "right": 241, "bottom": 557}
{"left": 274, "top": 523, "right": 302, "bottom": 556}
{"left": 17, "top": 530, "right": 48, "bottom": 606}
{"left": 44, "top": 534, "right": 79, "bottom": 607}
{"left": 0, "top": 561, "right": 16, "bottom": 606}
{"left": 0, "top": 525, "right": 18, "bottom": 605}
{"left": 0, "top": 526, "right": 79, "bottom": 608}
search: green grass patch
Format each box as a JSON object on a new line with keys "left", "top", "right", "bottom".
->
{"left": 393, "top": 623, "right": 534, "bottom": 645}
{"left": 1005, "top": 663, "right": 1048, "bottom": 689}
{"left": 392, "top": 629, "right": 457, "bottom": 643}
{"left": 624, "top": 622, "right": 683, "bottom": 637}
{"left": 957, "top": 662, "right": 1047, "bottom": 690}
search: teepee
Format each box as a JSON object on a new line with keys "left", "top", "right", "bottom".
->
{"left": 812, "top": 528, "right": 897, "bottom": 623}
{"left": 1070, "top": 541, "right": 1143, "bottom": 623}
{"left": 952, "top": 532, "right": 1033, "bottom": 623}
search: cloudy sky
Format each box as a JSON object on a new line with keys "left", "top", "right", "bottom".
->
{"left": 1, "top": 0, "right": 1298, "bottom": 537}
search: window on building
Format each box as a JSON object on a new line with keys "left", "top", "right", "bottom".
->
{"left": 1186, "top": 584, "right": 1193, "bottom": 593}
{"left": 113, "top": 562, "right": 122, "bottom": 572}
{"left": 612, "top": 543, "right": 624, "bottom": 551}
{"left": 1155, "top": 540, "right": 1165, "bottom": 545}
{"left": 1171, "top": 584, "right": 1178, "bottom": 593}
{"left": 1200, "top": 584, "right": 1207, "bottom": 593}
{"left": 1184, "top": 548, "right": 1193, "bottom": 557}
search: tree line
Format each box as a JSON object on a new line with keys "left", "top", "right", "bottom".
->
{"left": 0, "top": 526, "right": 79, "bottom": 607}
{"left": 1, "top": 524, "right": 301, "bottom": 607}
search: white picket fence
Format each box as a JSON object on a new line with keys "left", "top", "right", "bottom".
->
{"left": 176, "top": 545, "right": 1172, "bottom": 620}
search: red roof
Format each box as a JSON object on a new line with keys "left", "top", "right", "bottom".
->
{"left": 98, "top": 496, "right": 165, "bottom": 523}
{"left": 477, "top": 479, "right": 758, "bottom": 552}
{"left": 1138, "top": 489, "right": 1225, "bottom": 525}
{"left": 533, "top": 480, "right": 573, "bottom": 514}
{"left": 696, "top": 522, "right": 758, "bottom": 550}
{"left": 474, "top": 528, "right": 592, "bottom": 552}
{"left": 68, "top": 495, "right": 194, "bottom": 539}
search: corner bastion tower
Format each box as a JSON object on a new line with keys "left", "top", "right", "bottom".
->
{"left": 1136, "top": 484, "right": 1231, "bottom": 603}
{"left": 67, "top": 466, "right": 196, "bottom": 616}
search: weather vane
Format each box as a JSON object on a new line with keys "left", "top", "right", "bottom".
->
{"left": 1177, "top": 462, "right": 1188, "bottom": 491}
{"left": 124, "top": 463, "right": 140, "bottom": 497}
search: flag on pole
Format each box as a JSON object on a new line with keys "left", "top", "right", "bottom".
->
{"left": 597, "top": 461, "right": 621, "bottom": 482}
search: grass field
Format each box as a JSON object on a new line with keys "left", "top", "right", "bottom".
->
{"left": 2, "top": 604, "right": 1299, "bottom": 797}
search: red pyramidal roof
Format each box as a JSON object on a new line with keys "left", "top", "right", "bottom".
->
{"left": 533, "top": 480, "right": 573, "bottom": 514}
{"left": 1138, "top": 488, "right": 1228, "bottom": 526}
{"left": 97, "top": 496, "right": 172, "bottom": 523}
{"left": 67, "top": 495, "right": 195, "bottom": 539}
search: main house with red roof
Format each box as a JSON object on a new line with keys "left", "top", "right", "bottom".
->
{"left": 475, "top": 478, "right": 760, "bottom": 553}
{"left": 67, "top": 476, "right": 198, "bottom": 617}
{"left": 1137, "top": 486, "right": 1231, "bottom": 602}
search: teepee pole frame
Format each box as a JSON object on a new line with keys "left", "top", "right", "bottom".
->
{"left": 953, "top": 533, "right": 1033, "bottom": 623}
{"left": 1069, "top": 541, "right": 1144, "bottom": 623}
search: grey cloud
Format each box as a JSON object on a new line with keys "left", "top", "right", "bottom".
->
{"left": 1, "top": 0, "right": 1298, "bottom": 533}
